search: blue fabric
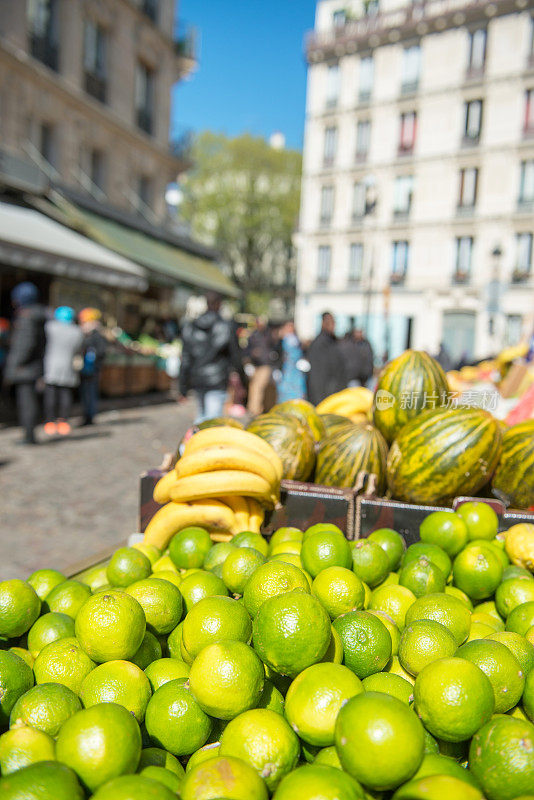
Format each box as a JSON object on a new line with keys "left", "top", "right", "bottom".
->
{"left": 54, "top": 306, "right": 75, "bottom": 323}
{"left": 11, "top": 282, "right": 38, "bottom": 308}
{"left": 277, "top": 333, "right": 306, "bottom": 402}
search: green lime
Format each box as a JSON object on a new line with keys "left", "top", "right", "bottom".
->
{"left": 369, "top": 584, "right": 416, "bottom": 631}
{"left": 181, "top": 755, "right": 268, "bottom": 800}
{"left": 27, "top": 612, "right": 75, "bottom": 656}
{"left": 33, "top": 637, "right": 95, "bottom": 694}
{"left": 79, "top": 660, "right": 152, "bottom": 723}
{"left": 232, "top": 531, "right": 269, "bottom": 556}
{"left": 470, "top": 611, "right": 504, "bottom": 632}
{"left": 456, "top": 502, "right": 499, "bottom": 541}
{"left": 457, "top": 639, "right": 525, "bottom": 713}
{"left": 132, "top": 543, "right": 161, "bottom": 566}
{"left": 269, "top": 527, "right": 303, "bottom": 550}
{"left": 366, "top": 609, "right": 400, "bottom": 655}
{"left": 303, "top": 523, "right": 344, "bottom": 541}
{"left": 91, "top": 774, "right": 176, "bottom": 799}
{"left": 301, "top": 532, "right": 352, "bottom": 578}
{"left": 258, "top": 679, "right": 284, "bottom": 715}
{"left": 131, "top": 631, "right": 162, "bottom": 670}
{"left": 203, "top": 542, "right": 235, "bottom": 572}
{"left": 0, "top": 761, "right": 83, "bottom": 800}
{"left": 399, "top": 619, "right": 458, "bottom": 676}
{"left": 273, "top": 763, "right": 364, "bottom": 800}
{"left": 368, "top": 528, "right": 406, "bottom": 570}
{"left": 138, "top": 766, "right": 181, "bottom": 794}
{"left": 445, "top": 585, "right": 474, "bottom": 609}
{"left": 399, "top": 557, "right": 446, "bottom": 597}
{"left": 43, "top": 580, "right": 91, "bottom": 619}
{"left": 182, "top": 595, "right": 251, "bottom": 659}
{"left": 144, "top": 658, "right": 189, "bottom": 692}
{"left": 28, "top": 569, "right": 66, "bottom": 601}
{"left": 0, "top": 726, "right": 55, "bottom": 775}
{"left": 335, "top": 691, "right": 424, "bottom": 790}
{"left": 285, "top": 662, "right": 363, "bottom": 746}
{"left": 75, "top": 590, "right": 146, "bottom": 662}
{"left": 313, "top": 745, "right": 343, "bottom": 769}
{"left": 486, "top": 630, "right": 534, "bottom": 676}
{"left": 506, "top": 601, "right": 534, "bottom": 636}
{"left": 222, "top": 547, "right": 265, "bottom": 594}
{"left": 523, "top": 667, "right": 534, "bottom": 721}
{"left": 106, "top": 548, "right": 151, "bottom": 588}
{"left": 8, "top": 647, "right": 34, "bottom": 668}
{"left": 351, "top": 540, "right": 390, "bottom": 587}
{"left": 10, "top": 682, "right": 81, "bottom": 736}
{"left": 76, "top": 563, "right": 110, "bottom": 592}
{"left": 420, "top": 512, "right": 469, "bottom": 557}
{"left": 502, "top": 564, "right": 534, "bottom": 582}
{"left": 468, "top": 716, "right": 534, "bottom": 800}
{"left": 402, "top": 542, "right": 452, "bottom": 579}
{"left": 169, "top": 527, "right": 212, "bottom": 569}
{"left": 56, "top": 702, "right": 142, "bottom": 792}
{"left": 496, "top": 578, "right": 534, "bottom": 619}
{"left": 362, "top": 671, "right": 414, "bottom": 704}
{"left": 410, "top": 752, "right": 480, "bottom": 787}
{"left": 243, "top": 561, "right": 309, "bottom": 617}
{"left": 406, "top": 593, "right": 472, "bottom": 645}
{"left": 0, "top": 650, "right": 34, "bottom": 727}
{"left": 166, "top": 622, "right": 183, "bottom": 660}
{"left": 189, "top": 641, "right": 264, "bottom": 719}
{"left": 145, "top": 677, "right": 212, "bottom": 756}
{"left": 126, "top": 578, "right": 183, "bottom": 635}
{"left": 253, "top": 591, "right": 331, "bottom": 678}
{"left": 219, "top": 708, "right": 299, "bottom": 791}
{"left": 414, "top": 656, "right": 494, "bottom": 742}
{"left": 0, "top": 580, "right": 41, "bottom": 638}
{"left": 392, "top": 775, "right": 483, "bottom": 800}
{"left": 333, "top": 610, "right": 392, "bottom": 678}
{"left": 138, "top": 746, "right": 185, "bottom": 777}
{"left": 179, "top": 571, "right": 228, "bottom": 613}
{"left": 311, "top": 567, "right": 365, "bottom": 619}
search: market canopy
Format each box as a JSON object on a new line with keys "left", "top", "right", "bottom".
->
{"left": 48, "top": 197, "right": 240, "bottom": 299}
{"left": 0, "top": 201, "right": 148, "bottom": 292}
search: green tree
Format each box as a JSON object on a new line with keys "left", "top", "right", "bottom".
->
{"left": 181, "top": 132, "right": 302, "bottom": 311}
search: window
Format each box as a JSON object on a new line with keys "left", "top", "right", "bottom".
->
{"left": 323, "top": 126, "right": 337, "bottom": 166}
{"left": 317, "top": 245, "right": 331, "bottom": 285}
{"left": 516, "top": 233, "right": 533, "bottom": 277}
{"left": 326, "top": 63, "right": 340, "bottom": 108}
{"left": 28, "top": 0, "right": 59, "bottom": 71}
{"left": 529, "top": 16, "right": 534, "bottom": 64}
{"left": 505, "top": 315, "right": 523, "bottom": 346}
{"left": 454, "top": 236, "right": 473, "bottom": 282}
{"left": 467, "top": 29, "right": 486, "bottom": 74}
{"left": 401, "top": 45, "right": 420, "bottom": 94}
{"left": 356, "top": 120, "right": 371, "bottom": 160}
{"left": 359, "top": 56, "right": 373, "bottom": 102}
{"left": 333, "top": 9, "right": 346, "bottom": 28}
{"left": 84, "top": 21, "right": 107, "bottom": 102}
{"left": 393, "top": 175, "right": 414, "bottom": 216}
{"left": 399, "top": 112, "right": 417, "bottom": 154}
{"left": 463, "top": 100, "right": 483, "bottom": 143}
{"left": 458, "top": 167, "right": 478, "bottom": 208}
{"left": 524, "top": 90, "right": 534, "bottom": 135}
{"left": 320, "top": 186, "right": 335, "bottom": 226}
{"left": 39, "top": 122, "right": 56, "bottom": 167}
{"left": 364, "top": 0, "right": 379, "bottom": 17}
{"left": 135, "top": 62, "right": 155, "bottom": 134}
{"left": 90, "top": 149, "right": 105, "bottom": 191}
{"left": 519, "top": 160, "right": 534, "bottom": 204}
{"left": 348, "top": 244, "right": 364, "bottom": 284}
{"left": 352, "top": 181, "right": 367, "bottom": 219}
{"left": 138, "top": 175, "right": 152, "bottom": 209}
{"left": 391, "top": 241, "right": 409, "bottom": 282}
{"left": 142, "top": 0, "right": 158, "bottom": 22}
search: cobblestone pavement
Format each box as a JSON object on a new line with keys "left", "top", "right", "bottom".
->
{"left": 0, "top": 400, "right": 196, "bottom": 580}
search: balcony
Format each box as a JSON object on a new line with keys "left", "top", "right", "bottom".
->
{"left": 355, "top": 150, "right": 369, "bottom": 164}
{"left": 30, "top": 34, "right": 58, "bottom": 71}
{"left": 85, "top": 72, "right": 107, "bottom": 104}
{"left": 517, "top": 198, "right": 534, "bottom": 213}
{"left": 465, "top": 65, "right": 485, "bottom": 83}
{"left": 511, "top": 268, "right": 531, "bottom": 283}
{"left": 316, "top": 277, "right": 329, "bottom": 289}
{"left": 452, "top": 270, "right": 470, "bottom": 284}
{"left": 323, "top": 155, "right": 335, "bottom": 168}
{"left": 173, "top": 22, "right": 197, "bottom": 78}
{"left": 319, "top": 215, "right": 332, "bottom": 228}
{"left": 137, "top": 108, "right": 153, "bottom": 135}
{"left": 400, "top": 80, "right": 419, "bottom": 96}
{"left": 358, "top": 90, "right": 371, "bottom": 105}
{"left": 456, "top": 203, "right": 476, "bottom": 218}
{"left": 398, "top": 143, "right": 414, "bottom": 158}
{"left": 461, "top": 133, "right": 480, "bottom": 148}
{"left": 390, "top": 272, "right": 406, "bottom": 286}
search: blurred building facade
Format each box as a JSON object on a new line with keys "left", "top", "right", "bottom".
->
{"left": 296, "top": 0, "right": 534, "bottom": 363}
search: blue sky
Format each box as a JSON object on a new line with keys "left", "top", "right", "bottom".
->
{"left": 171, "top": 1, "right": 315, "bottom": 152}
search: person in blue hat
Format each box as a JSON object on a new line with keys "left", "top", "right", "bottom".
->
{"left": 4, "top": 282, "right": 47, "bottom": 445}
{"left": 43, "top": 306, "right": 83, "bottom": 436}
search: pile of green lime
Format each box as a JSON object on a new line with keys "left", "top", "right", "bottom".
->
{"left": 0, "top": 506, "right": 534, "bottom": 800}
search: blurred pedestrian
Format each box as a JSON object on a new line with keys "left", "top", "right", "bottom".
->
{"left": 179, "top": 291, "right": 246, "bottom": 423}
{"left": 79, "top": 308, "right": 107, "bottom": 426}
{"left": 246, "top": 316, "right": 279, "bottom": 416}
{"left": 43, "top": 306, "right": 83, "bottom": 436}
{"left": 306, "top": 312, "right": 346, "bottom": 405}
{"left": 435, "top": 342, "right": 452, "bottom": 372}
{"left": 4, "top": 282, "right": 47, "bottom": 445}
{"left": 339, "top": 328, "right": 375, "bottom": 387}
{"left": 277, "top": 321, "right": 307, "bottom": 402}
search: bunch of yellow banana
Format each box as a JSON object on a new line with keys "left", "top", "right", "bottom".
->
{"left": 316, "top": 386, "right": 374, "bottom": 422}
{"left": 143, "top": 426, "right": 282, "bottom": 550}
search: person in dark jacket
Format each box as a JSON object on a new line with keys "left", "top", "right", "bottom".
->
{"left": 179, "top": 292, "right": 246, "bottom": 422}
{"left": 246, "top": 317, "right": 280, "bottom": 416}
{"left": 306, "top": 312, "right": 346, "bottom": 405}
{"left": 338, "top": 328, "right": 375, "bottom": 387}
{"left": 4, "top": 282, "right": 47, "bottom": 444}
{"left": 79, "top": 308, "right": 107, "bottom": 426}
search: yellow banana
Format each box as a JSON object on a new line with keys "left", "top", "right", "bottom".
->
{"left": 143, "top": 499, "right": 235, "bottom": 550}
{"left": 175, "top": 445, "right": 279, "bottom": 489}
{"left": 184, "top": 426, "right": 283, "bottom": 483}
{"left": 209, "top": 530, "right": 235, "bottom": 543}
{"left": 153, "top": 470, "right": 180, "bottom": 504}
{"left": 317, "top": 387, "right": 373, "bottom": 415}
{"left": 247, "top": 498, "right": 265, "bottom": 534}
{"left": 219, "top": 495, "right": 250, "bottom": 534}
{"left": 169, "top": 470, "right": 275, "bottom": 506}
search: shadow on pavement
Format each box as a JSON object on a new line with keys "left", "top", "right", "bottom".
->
{"left": 98, "top": 416, "right": 147, "bottom": 427}
{"left": 43, "top": 431, "right": 112, "bottom": 445}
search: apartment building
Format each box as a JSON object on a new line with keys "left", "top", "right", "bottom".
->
{"left": 296, "top": 0, "right": 534, "bottom": 363}
{"left": 0, "top": 0, "right": 194, "bottom": 221}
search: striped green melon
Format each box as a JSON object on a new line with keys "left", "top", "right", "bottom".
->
{"left": 492, "top": 420, "right": 534, "bottom": 509}
{"left": 316, "top": 424, "right": 388, "bottom": 493}
{"left": 319, "top": 414, "right": 358, "bottom": 439}
{"left": 387, "top": 407, "right": 502, "bottom": 505}
{"left": 373, "top": 350, "right": 449, "bottom": 443}
{"left": 271, "top": 399, "right": 326, "bottom": 442}
{"left": 247, "top": 413, "right": 315, "bottom": 481}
